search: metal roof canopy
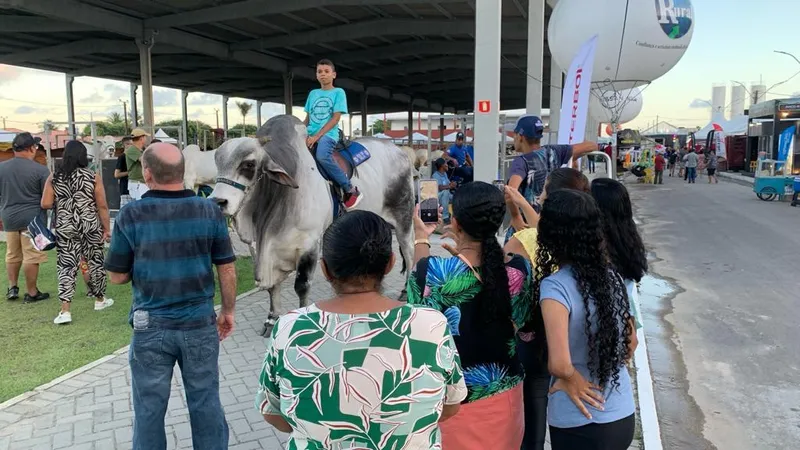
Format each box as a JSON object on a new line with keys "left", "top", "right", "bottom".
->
{"left": 0, "top": 0, "right": 553, "bottom": 114}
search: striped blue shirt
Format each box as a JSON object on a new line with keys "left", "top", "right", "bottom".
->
{"left": 104, "top": 189, "right": 236, "bottom": 324}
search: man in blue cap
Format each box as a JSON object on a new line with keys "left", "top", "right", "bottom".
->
{"left": 507, "top": 115, "right": 596, "bottom": 213}
{"left": 443, "top": 131, "right": 474, "bottom": 183}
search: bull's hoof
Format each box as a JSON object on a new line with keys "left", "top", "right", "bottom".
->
{"left": 398, "top": 288, "right": 408, "bottom": 302}
{"left": 259, "top": 314, "right": 280, "bottom": 338}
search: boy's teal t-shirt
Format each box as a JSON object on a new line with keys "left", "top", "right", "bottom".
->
{"left": 304, "top": 87, "right": 348, "bottom": 141}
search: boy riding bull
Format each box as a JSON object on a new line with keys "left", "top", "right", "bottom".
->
{"left": 304, "top": 59, "right": 363, "bottom": 210}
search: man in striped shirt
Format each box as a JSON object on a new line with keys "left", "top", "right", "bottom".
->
{"left": 105, "top": 142, "right": 237, "bottom": 450}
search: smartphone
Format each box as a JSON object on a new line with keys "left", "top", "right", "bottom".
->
{"left": 493, "top": 180, "right": 505, "bottom": 191}
{"left": 419, "top": 179, "right": 439, "bottom": 223}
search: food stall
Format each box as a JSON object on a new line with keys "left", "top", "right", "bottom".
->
{"left": 746, "top": 97, "right": 800, "bottom": 174}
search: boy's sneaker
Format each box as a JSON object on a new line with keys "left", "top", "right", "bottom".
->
{"left": 7, "top": 286, "right": 19, "bottom": 301}
{"left": 94, "top": 298, "right": 115, "bottom": 311}
{"left": 23, "top": 290, "right": 50, "bottom": 303}
{"left": 343, "top": 187, "right": 363, "bottom": 211}
{"left": 54, "top": 311, "right": 72, "bottom": 325}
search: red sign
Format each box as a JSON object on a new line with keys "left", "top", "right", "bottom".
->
{"left": 477, "top": 100, "right": 491, "bottom": 113}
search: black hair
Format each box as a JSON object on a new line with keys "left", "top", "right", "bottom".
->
{"left": 452, "top": 182, "right": 509, "bottom": 321}
{"left": 322, "top": 210, "right": 393, "bottom": 292}
{"left": 434, "top": 158, "right": 447, "bottom": 171}
{"left": 55, "top": 140, "right": 88, "bottom": 181}
{"left": 546, "top": 167, "right": 590, "bottom": 194}
{"left": 317, "top": 59, "right": 336, "bottom": 72}
{"left": 590, "top": 178, "right": 648, "bottom": 282}
{"left": 533, "top": 189, "right": 632, "bottom": 389}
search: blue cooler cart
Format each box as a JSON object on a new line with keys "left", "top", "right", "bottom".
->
{"left": 753, "top": 159, "right": 794, "bottom": 201}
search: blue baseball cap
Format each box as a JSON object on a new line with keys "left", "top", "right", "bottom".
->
{"left": 514, "top": 116, "right": 544, "bottom": 139}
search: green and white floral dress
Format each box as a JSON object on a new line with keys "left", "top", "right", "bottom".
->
{"left": 255, "top": 304, "right": 468, "bottom": 450}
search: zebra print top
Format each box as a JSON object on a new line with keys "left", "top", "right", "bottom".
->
{"left": 52, "top": 167, "right": 102, "bottom": 242}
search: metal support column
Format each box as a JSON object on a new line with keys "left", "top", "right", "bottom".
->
{"left": 361, "top": 93, "right": 368, "bottom": 137}
{"left": 407, "top": 102, "right": 414, "bottom": 146}
{"left": 256, "top": 101, "right": 263, "bottom": 127}
{"left": 526, "top": 0, "right": 544, "bottom": 116}
{"left": 136, "top": 37, "right": 155, "bottom": 134}
{"left": 473, "top": 0, "right": 502, "bottom": 182}
{"left": 549, "top": 62, "right": 562, "bottom": 137}
{"left": 439, "top": 109, "right": 446, "bottom": 148}
{"left": 65, "top": 75, "right": 76, "bottom": 138}
{"left": 222, "top": 96, "right": 229, "bottom": 139}
{"left": 180, "top": 90, "right": 189, "bottom": 148}
{"left": 284, "top": 72, "right": 294, "bottom": 115}
{"left": 129, "top": 83, "right": 138, "bottom": 127}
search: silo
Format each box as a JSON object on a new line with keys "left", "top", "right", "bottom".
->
{"left": 730, "top": 84, "right": 746, "bottom": 117}
{"left": 711, "top": 84, "right": 727, "bottom": 121}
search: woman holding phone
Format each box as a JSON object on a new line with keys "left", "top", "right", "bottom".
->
{"left": 408, "top": 181, "right": 534, "bottom": 450}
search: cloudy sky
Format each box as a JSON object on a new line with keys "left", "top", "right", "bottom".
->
{"left": 1, "top": 0, "right": 798, "bottom": 135}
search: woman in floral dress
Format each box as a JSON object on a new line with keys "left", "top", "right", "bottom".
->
{"left": 407, "top": 181, "right": 533, "bottom": 449}
{"left": 255, "top": 211, "right": 467, "bottom": 450}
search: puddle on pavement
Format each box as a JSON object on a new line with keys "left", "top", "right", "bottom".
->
{"left": 639, "top": 272, "right": 718, "bottom": 450}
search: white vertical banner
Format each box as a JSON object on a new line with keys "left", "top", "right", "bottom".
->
{"left": 558, "top": 35, "right": 598, "bottom": 146}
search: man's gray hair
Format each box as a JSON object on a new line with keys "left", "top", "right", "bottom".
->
{"left": 142, "top": 144, "right": 185, "bottom": 184}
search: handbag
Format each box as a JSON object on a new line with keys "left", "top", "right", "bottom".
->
{"left": 26, "top": 212, "right": 57, "bottom": 251}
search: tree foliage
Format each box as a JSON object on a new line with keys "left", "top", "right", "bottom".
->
{"left": 371, "top": 119, "right": 386, "bottom": 134}
{"left": 227, "top": 124, "right": 258, "bottom": 137}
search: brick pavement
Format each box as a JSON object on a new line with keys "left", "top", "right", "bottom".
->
{"left": 0, "top": 236, "right": 640, "bottom": 450}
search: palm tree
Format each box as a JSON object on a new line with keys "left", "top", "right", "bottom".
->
{"left": 108, "top": 112, "right": 124, "bottom": 125}
{"left": 40, "top": 119, "right": 57, "bottom": 132}
{"left": 236, "top": 101, "right": 252, "bottom": 137}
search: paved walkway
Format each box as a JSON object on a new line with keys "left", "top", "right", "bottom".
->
{"left": 0, "top": 236, "right": 641, "bottom": 450}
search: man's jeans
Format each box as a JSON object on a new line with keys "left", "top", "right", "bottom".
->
{"left": 438, "top": 189, "right": 453, "bottom": 220}
{"left": 129, "top": 315, "right": 228, "bottom": 450}
{"left": 452, "top": 165, "right": 473, "bottom": 183}
{"left": 316, "top": 135, "right": 351, "bottom": 191}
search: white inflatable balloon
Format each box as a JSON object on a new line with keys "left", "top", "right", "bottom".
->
{"left": 548, "top": 0, "right": 695, "bottom": 89}
{"left": 590, "top": 88, "right": 643, "bottom": 123}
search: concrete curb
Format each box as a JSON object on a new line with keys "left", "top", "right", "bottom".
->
{"left": 0, "top": 286, "right": 263, "bottom": 412}
{"left": 717, "top": 171, "right": 755, "bottom": 188}
{"left": 631, "top": 287, "right": 663, "bottom": 450}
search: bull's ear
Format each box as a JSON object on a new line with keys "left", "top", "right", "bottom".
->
{"left": 263, "top": 159, "right": 299, "bottom": 189}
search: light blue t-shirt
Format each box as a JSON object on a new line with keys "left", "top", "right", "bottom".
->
{"left": 540, "top": 266, "right": 635, "bottom": 428}
{"left": 305, "top": 87, "right": 348, "bottom": 141}
{"left": 432, "top": 171, "right": 450, "bottom": 186}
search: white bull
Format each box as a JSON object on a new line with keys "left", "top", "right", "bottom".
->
{"left": 210, "top": 115, "right": 415, "bottom": 336}
{"left": 183, "top": 144, "right": 217, "bottom": 191}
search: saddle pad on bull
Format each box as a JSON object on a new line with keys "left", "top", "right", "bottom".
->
{"left": 341, "top": 141, "right": 371, "bottom": 167}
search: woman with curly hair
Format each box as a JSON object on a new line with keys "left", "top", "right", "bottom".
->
{"left": 590, "top": 178, "right": 648, "bottom": 329}
{"left": 535, "top": 190, "right": 637, "bottom": 449}
{"left": 408, "top": 181, "right": 533, "bottom": 449}
{"left": 504, "top": 167, "right": 590, "bottom": 261}
{"left": 502, "top": 167, "right": 590, "bottom": 450}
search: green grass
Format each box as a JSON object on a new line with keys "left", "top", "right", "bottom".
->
{"left": 0, "top": 242, "right": 255, "bottom": 403}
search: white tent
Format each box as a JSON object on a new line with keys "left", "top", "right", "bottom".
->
{"left": 0, "top": 130, "right": 18, "bottom": 143}
{"left": 372, "top": 133, "right": 391, "bottom": 139}
{"left": 154, "top": 129, "right": 178, "bottom": 144}
{"left": 696, "top": 115, "right": 748, "bottom": 138}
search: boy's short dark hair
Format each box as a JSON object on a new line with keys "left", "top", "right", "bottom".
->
{"left": 317, "top": 59, "right": 336, "bottom": 72}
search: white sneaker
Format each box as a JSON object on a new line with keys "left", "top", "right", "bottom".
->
{"left": 94, "top": 298, "right": 114, "bottom": 311}
{"left": 54, "top": 312, "right": 72, "bottom": 324}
